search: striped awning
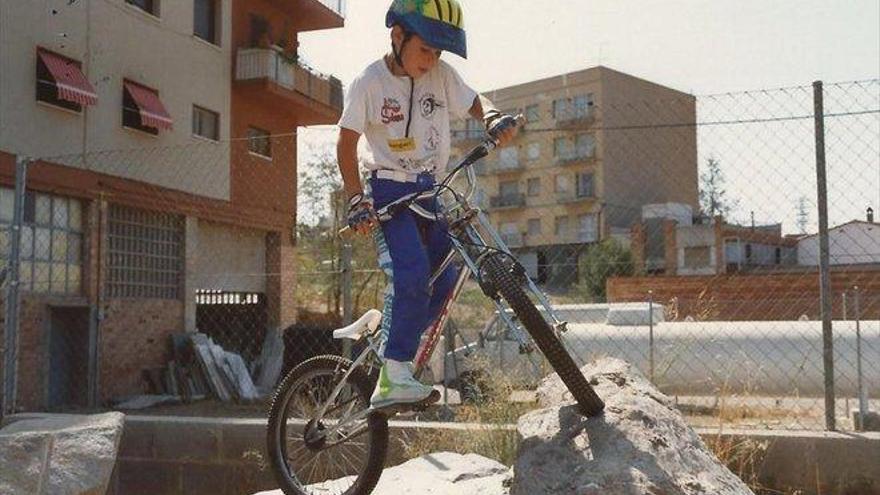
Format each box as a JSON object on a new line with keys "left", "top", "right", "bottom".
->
{"left": 37, "top": 49, "right": 98, "bottom": 106}
{"left": 123, "top": 80, "right": 173, "bottom": 130}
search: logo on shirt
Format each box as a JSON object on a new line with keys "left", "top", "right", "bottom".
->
{"left": 381, "top": 97, "right": 404, "bottom": 124}
{"left": 419, "top": 93, "right": 444, "bottom": 119}
{"left": 424, "top": 126, "right": 440, "bottom": 152}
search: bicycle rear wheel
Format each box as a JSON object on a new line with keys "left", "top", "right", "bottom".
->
{"left": 267, "top": 355, "right": 388, "bottom": 495}
{"left": 482, "top": 254, "right": 605, "bottom": 416}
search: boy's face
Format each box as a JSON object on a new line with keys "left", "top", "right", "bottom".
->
{"left": 392, "top": 26, "right": 442, "bottom": 79}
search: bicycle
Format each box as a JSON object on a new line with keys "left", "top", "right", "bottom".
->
{"left": 266, "top": 115, "right": 605, "bottom": 495}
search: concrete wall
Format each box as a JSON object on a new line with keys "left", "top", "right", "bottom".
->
{"left": 94, "top": 415, "right": 880, "bottom": 495}
{"left": 0, "top": 0, "right": 232, "bottom": 199}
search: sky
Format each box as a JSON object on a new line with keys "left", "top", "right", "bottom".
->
{"left": 296, "top": 1, "right": 880, "bottom": 231}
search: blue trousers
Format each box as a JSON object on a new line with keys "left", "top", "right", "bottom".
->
{"left": 370, "top": 177, "right": 458, "bottom": 362}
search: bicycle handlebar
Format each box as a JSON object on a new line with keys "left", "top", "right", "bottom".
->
{"left": 339, "top": 114, "right": 526, "bottom": 238}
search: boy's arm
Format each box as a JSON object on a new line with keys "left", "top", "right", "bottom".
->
{"left": 467, "top": 94, "right": 498, "bottom": 122}
{"left": 337, "top": 127, "right": 364, "bottom": 199}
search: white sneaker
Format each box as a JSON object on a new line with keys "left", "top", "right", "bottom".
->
{"left": 370, "top": 359, "right": 435, "bottom": 409}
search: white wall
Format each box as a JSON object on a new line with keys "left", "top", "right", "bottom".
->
{"left": 0, "top": 0, "right": 232, "bottom": 200}
{"left": 798, "top": 222, "right": 880, "bottom": 265}
{"left": 192, "top": 220, "right": 267, "bottom": 293}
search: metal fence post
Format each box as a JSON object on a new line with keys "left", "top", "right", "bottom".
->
{"left": 854, "top": 286, "right": 866, "bottom": 431}
{"left": 648, "top": 290, "right": 655, "bottom": 382}
{"left": 813, "top": 80, "right": 836, "bottom": 431}
{"left": 341, "top": 241, "right": 353, "bottom": 359}
{"left": 2, "top": 156, "right": 29, "bottom": 418}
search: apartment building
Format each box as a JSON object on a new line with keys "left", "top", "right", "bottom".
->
{"left": 0, "top": 0, "right": 344, "bottom": 410}
{"left": 451, "top": 66, "right": 698, "bottom": 287}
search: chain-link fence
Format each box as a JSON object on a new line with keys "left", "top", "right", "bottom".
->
{"left": 2, "top": 79, "right": 878, "bottom": 432}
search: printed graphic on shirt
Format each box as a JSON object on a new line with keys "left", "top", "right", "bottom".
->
{"left": 381, "top": 97, "right": 404, "bottom": 124}
{"left": 398, "top": 155, "right": 437, "bottom": 172}
{"left": 419, "top": 93, "right": 445, "bottom": 119}
{"left": 388, "top": 137, "right": 417, "bottom": 152}
{"left": 424, "top": 126, "right": 440, "bottom": 152}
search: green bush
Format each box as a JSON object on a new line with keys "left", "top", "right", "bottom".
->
{"left": 577, "top": 239, "right": 634, "bottom": 301}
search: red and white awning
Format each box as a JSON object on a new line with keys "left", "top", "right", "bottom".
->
{"left": 37, "top": 49, "right": 98, "bottom": 106}
{"left": 124, "top": 80, "right": 173, "bottom": 130}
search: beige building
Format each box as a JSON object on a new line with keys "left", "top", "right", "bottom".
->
{"left": 451, "top": 66, "right": 698, "bottom": 286}
{"left": 0, "top": 0, "right": 343, "bottom": 410}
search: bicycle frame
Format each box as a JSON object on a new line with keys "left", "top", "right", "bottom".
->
{"left": 314, "top": 126, "right": 578, "bottom": 438}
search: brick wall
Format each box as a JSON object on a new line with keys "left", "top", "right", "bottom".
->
{"left": 99, "top": 299, "right": 184, "bottom": 403}
{"left": 608, "top": 267, "right": 880, "bottom": 320}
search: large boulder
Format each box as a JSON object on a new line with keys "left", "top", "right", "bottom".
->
{"left": 0, "top": 412, "right": 125, "bottom": 495}
{"left": 254, "top": 452, "right": 511, "bottom": 495}
{"left": 512, "top": 358, "right": 754, "bottom": 495}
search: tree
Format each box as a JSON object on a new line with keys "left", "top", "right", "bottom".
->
{"left": 795, "top": 196, "right": 810, "bottom": 234}
{"left": 577, "top": 239, "right": 634, "bottom": 301}
{"left": 698, "top": 157, "right": 738, "bottom": 219}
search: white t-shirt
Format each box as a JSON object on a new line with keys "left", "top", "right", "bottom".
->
{"left": 338, "top": 58, "right": 478, "bottom": 175}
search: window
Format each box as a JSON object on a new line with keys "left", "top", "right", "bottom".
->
{"left": 554, "top": 215, "right": 569, "bottom": 236}
{"left": 35, "top": 49, "right": 97, "bottom": 113}
{"left": 684, "top": 246, "right": 712, "bottom": 268}
{"left": 499, "top": 180, "right": 519, "bottom": 197}
{"left": 526, "top": 104, "right": 540, "bottom": 122}
{"left": 575, "top": 134, "right": 595, "bottom": 157}
{"left": 527, "top": 218, "right": 541, "bottom": 236}
{"left": 123, "top": 80, "right": 173, "bottom": 135}
{"left": 1, "top": 188, "right": 83, "bottom": 295}
{"left": 499, "top": 147, "right": 518, "bottom": 169}
{"left": 527, "top": 142, "right": 540, "bottom": 161}
{"left": 247, "top": 127, "right": 272, "bottom": 157}
{"left": 463, "top": 118, "right": 482, "bottom": 139}
{"left": 527, "top": 178, "right": 541, "bottom": 197}
{"left": 577, "top": 214, "right": 598, "bottom": 242}
{"left": 192, "top": 105, "right": 219, "bottom": 140}
{"left": 554, "top": 174, "right": 570, "bottom": 193}
{"left": 108, "top": 205, "right": 183, "bottom": 299}
{"left": 576, "top": 173, "right": 594, "bottom": 197}
{"left": 554, "top": 137, "right": 571, "bottom": 159}
{"left": 573, "top": 94, "right": 593, "bottom": 117}
{"left": 552, "top": 98, "right": 569, "bottom": 119}
{"left": 126, "top": 0, "right": 159, "bottom": 16}
{"left": 194, "top": 0, "right": 219, "bottom": 44}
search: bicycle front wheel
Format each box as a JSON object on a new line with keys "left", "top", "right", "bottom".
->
{"left": 267, "top": 355, "right": 388, "bottom": 495}
{"left": 482, "top": 254, "right": 605, "bottom": 416}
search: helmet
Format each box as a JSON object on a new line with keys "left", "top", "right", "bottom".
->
{"left": 385, "top": 0, "right": 467, "bottom": 59}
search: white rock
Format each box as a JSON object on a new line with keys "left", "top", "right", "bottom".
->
{"left": 513, "top": 358, "right": 754, "bottom": 495}
{"left": 0, "top": 412, "right": 125, "bottom": 495}
{"left": 254, "top": 452, "right": 511, "bottom": 495}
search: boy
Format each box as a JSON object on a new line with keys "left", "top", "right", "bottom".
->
{"left": 337, "top": 0, "right": 517, "bottom": 409}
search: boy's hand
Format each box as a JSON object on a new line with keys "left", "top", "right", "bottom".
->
{"left": 347, "top": 193, "right": 379, "bottom": 235}
{"left": 485, "top": 111, "right": 519, "bottom": 147}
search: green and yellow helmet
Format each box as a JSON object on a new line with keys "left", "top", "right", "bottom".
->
{"left": 385, "top": 0, "right": 467, "bottom": 58}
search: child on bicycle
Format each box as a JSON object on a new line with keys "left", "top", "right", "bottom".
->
{"left": 337, "top": 0, "right": 518, "bottom": 409}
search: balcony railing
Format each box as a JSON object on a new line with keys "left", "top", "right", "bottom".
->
{"left": 452, "top": 129, "right": 485, "bottom": 145}
{"left": 236, "top": 48, "right": 343, "bottom": 112}
{"left": 555, "top": 154, "right": 596, "bottom": 166}
{"left": 490, "top": 193, "right": 526, "bottom": 209}
{"left": 500, "top": 232, "right": 524, "bottom": 248}
{"left": 555, "top": 191, "right": 594, "bottom": 204}
{"left": 555, "top": 109, "right": 595, "bottom": 129}
{"left": 556, "top": 231, "right": 599, "bottom": 244}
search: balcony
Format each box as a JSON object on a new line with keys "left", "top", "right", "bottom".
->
{"left": 555, "top": 109, "right": 595, "bottom": 130}
{"left": 490, "top": 193, "right": 526, "bottom": 209}
{"left": 500, "top": 232, "right": 524, "bottom": 248}
{"left": 555, "top": 154, "right": 596, "bottom": 167}
{"left": 235, "top": 48, "right": 343, "bottom": 124}
{"left": 452, "top": 129, "right": 485, "bottom": 146}
{"left": 556, "top": 231, "right": 599, "bottom": 244}
{"left": 271, "top": 0, "right": 346, "bottom": 32}
{"left": 555, "top": 191, "right": 595, "bottom": 204}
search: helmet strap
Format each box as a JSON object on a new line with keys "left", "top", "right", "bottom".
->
{"left": 391, "top": 29, "right": 414, "bottom": 76}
